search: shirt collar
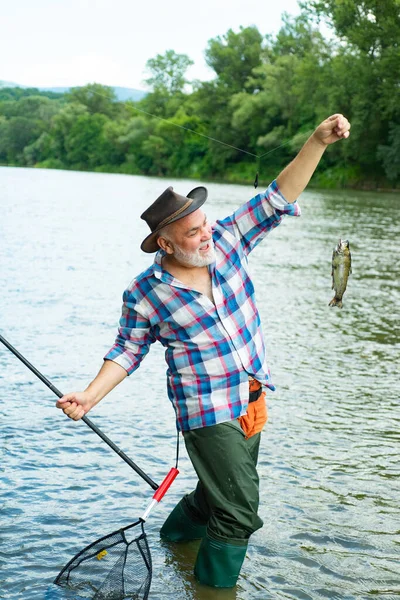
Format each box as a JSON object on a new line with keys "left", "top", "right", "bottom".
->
{"left": 153, "top": 249, "right": 169, "bottom": 281}
{"left": 153, "top": 249, "right": 186, "bottom": 287}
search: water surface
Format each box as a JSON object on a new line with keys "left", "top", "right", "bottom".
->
{"left": 0, "top": 167, "right": 399, "bottom": 599}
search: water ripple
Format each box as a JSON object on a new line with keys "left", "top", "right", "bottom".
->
{"left": 1, "top": 169, "right": 399, "bottom": 599}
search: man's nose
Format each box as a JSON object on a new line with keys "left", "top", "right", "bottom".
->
{"left": 201, "top": 225, "right": 212, "bottom": 240}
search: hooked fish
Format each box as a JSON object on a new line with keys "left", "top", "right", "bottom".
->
{"left": 329, "top": 239, "right": 351, "bottom": 308}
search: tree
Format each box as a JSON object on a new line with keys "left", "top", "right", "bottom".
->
{"left": 24, "top": 132, "right": 55, "bottom": 166}
{"left": 66, "top": 84, "right": 117, "bottom": 117}
{"left": 0, "top": 117, "right": 44, "bottom": 164}
{"left": 64, "top": 113, "right": 109, "bottom": 169}
{"left": 378, "top": 124, "right": 400, "bottom": 181}
{"left": 48, "top": 103, "right": 89, "bottom": 164}
{"left": 145, "top": 50, "right": 194, "bottom": 95}
{"left": 302, "top": 0, "right": 400, "bottom": 182}
{"left": 0, "top": 8, "right": 398, "bottom": 189}
{"left": 0, "top": 87, "right": 62, "bottom": 101}
{"left": 0, "top": 95, "right": 61, "bottom": 122}
{"left": 303, "top": 0, "right": 400, "bottom": 54}
{"left": 205, "top": 26, "right": 263, "bottom": 93}
{"left": 302, "top": 0, "right": 400, "bottom": 119}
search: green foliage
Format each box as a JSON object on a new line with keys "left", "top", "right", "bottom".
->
{"left": 0, "top": 116, "right": 45, "bottom": 163}
{"left": 303, "top": 0, "right": 400, "bottom": 54}
{"left": 0, "top": 6, "right": 398, "bottom": 188}
{"left": 66, "top": 84, "right": 118, "bottom": 117}
{"left": 24, "top": 132, "right": 54, "bottom": 166}
{"left": 0, "top": 95, "right": 60, "bottom": 120}
{"left": 311, "top": 165, "right": 364, "bottom": 189}
{"left": 377, "top": 124, "right": 400, "bottom": 181}
{"left": 64, "top": 113, "right": 109, "bottom": 169}
{"left": 145, "top": 50, "right": 194, "bottom": 95}
{"left": 35, "top": 158, "right": 65, "bottom": 170}
{"left": 205, "top": 26, "right": 263, "bottom": 93}
{"left": 0, "top": 86, "right": 63, "bottom": 101}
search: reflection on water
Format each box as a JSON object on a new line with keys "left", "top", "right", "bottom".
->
{"left": 0, "top": 168, "right": 399, "bottom": 599}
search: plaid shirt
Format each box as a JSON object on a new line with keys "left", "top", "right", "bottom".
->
{"left": 104, "top": 180, "right": 300, "bottom": 431}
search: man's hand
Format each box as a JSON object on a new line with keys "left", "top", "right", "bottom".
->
{"left": 56, "top": 391, "right": 95, "bottom": 421}
{"left": 313, "top": 114, "right": 351, "bottom": 146}
{"left": 276, "top": 113, "right": 351, "bottom": 202}
{"left": 55, "top": 360, "right": 128, "bottom": 421}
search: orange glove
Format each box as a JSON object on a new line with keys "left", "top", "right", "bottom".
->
{"left": 238, "top": 392, "right": 268, "bottom": 439}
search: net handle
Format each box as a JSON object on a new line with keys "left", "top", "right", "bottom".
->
{"left": 0, "top": 332, "right": 159, "bottom": 491}
{"left": 141, "top": 467, "right": 179, "bottom": 521}
{"left": 153, "top": 467, "right": 179, "bottom": 502}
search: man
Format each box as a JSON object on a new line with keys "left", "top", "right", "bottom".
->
{"left": 56, "top": 114, "right": 350, "bottom": 588}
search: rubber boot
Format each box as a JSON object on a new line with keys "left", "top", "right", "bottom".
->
{"left": 194, "top": 535, "right": 248, "bottom": 588}
{"left": 160, "top": 500, "right": 207, "bottom": 542}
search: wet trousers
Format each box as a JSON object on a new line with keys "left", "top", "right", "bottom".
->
{"left": 182, "top": 418, "right": 263, "bottom": 545}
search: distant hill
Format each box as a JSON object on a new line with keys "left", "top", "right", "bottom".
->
{"left": 0, "top": 80, "right": 21, "bottom": 88}
{"left": 0, "top": 81, "right": 147, "bottom": 102}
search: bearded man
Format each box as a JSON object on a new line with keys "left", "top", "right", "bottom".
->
{"left": 57, "top": 114, "right": 350, "bottom": 588}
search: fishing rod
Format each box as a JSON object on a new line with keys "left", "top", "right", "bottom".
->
{"left": 0, "top": 333, "right": 159, "bottom": 491}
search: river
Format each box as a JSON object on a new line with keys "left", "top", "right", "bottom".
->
{"left": 0, "top": 166, "right": 399, "bottom": 599}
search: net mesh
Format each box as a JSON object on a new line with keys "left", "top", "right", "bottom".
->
{"left": 54, "top": 520, "right": 152, "bottom": 600}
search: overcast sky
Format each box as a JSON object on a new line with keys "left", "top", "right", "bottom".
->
{"left": 1, "top": 0, "right": 301, "bottom": 90}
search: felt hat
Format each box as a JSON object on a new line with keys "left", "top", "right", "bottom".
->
{"left": 140, "top": 185, "right": 208, "bottom": 253}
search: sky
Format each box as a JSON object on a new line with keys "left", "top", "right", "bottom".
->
{"left": 0, "top": 0, "right": 302, "bottom": 91}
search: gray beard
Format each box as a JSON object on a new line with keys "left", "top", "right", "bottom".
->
{"left": 172, "top": 241, "right": 216, "bottom": 267}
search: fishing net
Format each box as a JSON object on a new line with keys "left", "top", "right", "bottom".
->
{"left": 53, "top": 467, "right": 179, "bottom": 599}
{"left": 54, "top": 520, "right": 152, "bottom": 600}
{"left": 0, "top": 335, "right": 181, "bottom": 600}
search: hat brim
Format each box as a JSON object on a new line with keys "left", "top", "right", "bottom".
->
{"left": 140, "top": 186, "right": 208, "bottom": 253}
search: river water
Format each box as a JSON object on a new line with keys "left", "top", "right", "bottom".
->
{"left": 0, "top": 167, "right": 399, "bottom": 600}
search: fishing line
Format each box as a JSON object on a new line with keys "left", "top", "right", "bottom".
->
{"left": 125, "top": 104, "right": 260, "bottom": 158}
{"left": 125, "top": 100, "right": 307, "bottom": 162}
{"left": 87, "top": 87, "right": 312, "bottom": 186}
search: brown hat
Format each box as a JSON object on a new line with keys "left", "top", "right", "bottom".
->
{"left": 140, "top": 185, "right": 208, "bottom": 253}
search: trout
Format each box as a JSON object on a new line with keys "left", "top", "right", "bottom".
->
{"left": 329, "top": 239, "right": 351, "bottom": 308}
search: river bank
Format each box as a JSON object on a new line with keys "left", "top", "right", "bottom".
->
{"left": 2, "top": 162, "right": 399, "bottom": 192}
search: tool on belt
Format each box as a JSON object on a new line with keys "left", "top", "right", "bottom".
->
{"left": 238, "top": 377, "right": 268, "bottom": 439}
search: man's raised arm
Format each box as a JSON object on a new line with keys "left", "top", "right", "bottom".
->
{"left": 276, "top": 114, "right": 350, "bottom": 203}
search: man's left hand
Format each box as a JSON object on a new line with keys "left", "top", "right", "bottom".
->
{"left": 314, "top": 114, "right": 351, "bottom": 146}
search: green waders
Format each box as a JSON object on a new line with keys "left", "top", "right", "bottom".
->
{"left": 160, "top": 419, "right": 263, "bottom": 588}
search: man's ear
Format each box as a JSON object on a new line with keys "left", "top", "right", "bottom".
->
{"left": 157, "top": 235, "right": 174, "bottom": 254}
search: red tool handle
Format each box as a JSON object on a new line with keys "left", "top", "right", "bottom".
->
{"left": 153, "top": 467, "right": 179, "bottom": 502}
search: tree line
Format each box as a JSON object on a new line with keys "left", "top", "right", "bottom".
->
{"left": 0, "top": 0, "right": 399, "bottom": 189}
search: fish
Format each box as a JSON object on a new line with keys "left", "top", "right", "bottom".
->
{"left": 329, "top": 239, "right": 352, "bottom": 308}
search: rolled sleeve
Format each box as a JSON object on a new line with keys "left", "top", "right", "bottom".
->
{"left": 266, "top": 179, "right": 301, "bottom": 216}
{"left": 104, "top": 290, "right": 156, "bottom": 375}
{"left": 216, "top": 179, "right": 301, "bottom": 255}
